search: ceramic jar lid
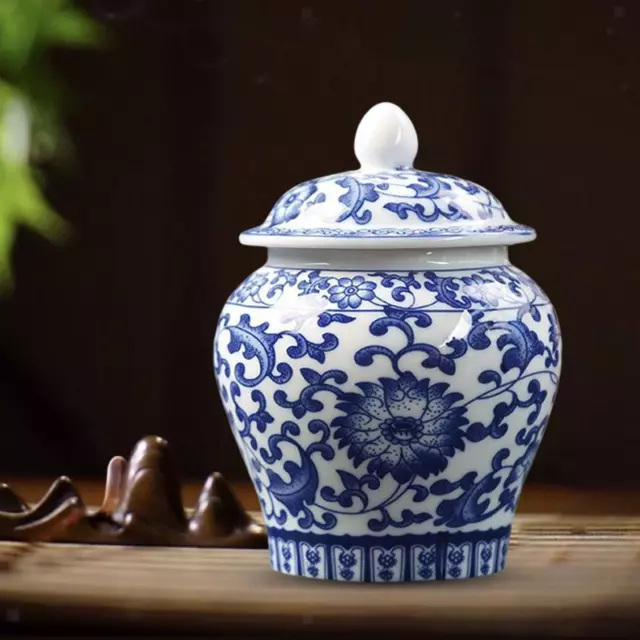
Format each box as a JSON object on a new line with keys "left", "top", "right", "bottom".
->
{"left": 240, "top": 102, "right": 535, "bottom": 249}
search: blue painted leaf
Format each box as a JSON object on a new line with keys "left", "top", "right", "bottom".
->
{"left": 338, "top": 470, "right": 360, "bottom": 491}
{"left": 431, "top": 472, "right": 478, "bottom": 496}
{"left": 445, "top": 338, "right": 468, "bottom": 358}
{"left": 317, "top": 312, "right": 355, "bottom": 327}
{"left": 284, "top": 332, "right": 338, "bottom": 363}
{"left": 301, "top": 368, "right": 320, "bottom": 384}
{"left": 314, "top": 512, "right": 337, "bottom": 530}
{"left": 266, "top": 438, "right": 319, "bottom": 517}
{"left": 439, "top": 357, "right": 455, "bottom": 375}
{"left": 410, "top": 485, "right": 429, "bottom": 502}
{"left": 430, "top": 479, "right": 459, "bottom": 496}
{"left": 401, "top": 510, "right": 432, "bottom": 525}
{"left": 226, "top": 314, "right": 284, "bottom": 386}
{"left": 491, "top": 448, "right": 510, "bottom": 471}
{"left": 478, "top": 370, "right": 501, "bottom": 386}
{"left": 308, "top": 419, "right": 330, "bottom": 439}
{"left": 335, "top": 176, "right": 377, "bottom": 224}
{"left": 468, "top": 323, "right": 492, "bottom": 350}
{"left": 470, "top": 320, "right": 545, "bottom": 373}
{"left": 354, "top": 344, "right": 395, "bottom": 367}
{"left": 360, "top": 474, "right": 380, "bottom": 490}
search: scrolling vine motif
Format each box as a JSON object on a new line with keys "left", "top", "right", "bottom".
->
{"left": 228, "top": 265, "right": 545, "bottom": 313}
{"left": 215, "top": 268, "right": 560, "bottom": 533}
{"left": 262, "top": 170, "right": 507, "bottom": 230}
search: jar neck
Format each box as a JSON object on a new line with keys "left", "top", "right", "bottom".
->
{"left": 266, "top": 246, "right": 510, "bottom": 271}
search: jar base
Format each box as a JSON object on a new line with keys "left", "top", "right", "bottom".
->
{"left": 267, "top": 526, "right": 511, "bottom": 582}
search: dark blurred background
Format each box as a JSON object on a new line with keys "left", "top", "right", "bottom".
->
{"left": 0, "top": 0, "right": 637, "bottom": 487}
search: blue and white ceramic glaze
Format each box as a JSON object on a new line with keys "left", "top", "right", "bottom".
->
{"left": 214, "top": 103, "right": 561, "bottom": 582}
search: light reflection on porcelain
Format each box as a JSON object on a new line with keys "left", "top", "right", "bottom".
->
{"left": 214, "top": 103, "right": 561, "bottom": 582}
{"left": 270, "top": 290, "right": 329, "bottom": 333}
{"left": 461, "top": 280, "right": 527, "bottom": 307}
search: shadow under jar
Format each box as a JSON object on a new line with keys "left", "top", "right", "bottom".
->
{"left": 214, "top": 103, "right": 562, "bottom": 582}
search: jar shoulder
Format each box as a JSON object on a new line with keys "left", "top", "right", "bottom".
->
{"left": 223, "top": 264, "right": 552, "bottom": 315}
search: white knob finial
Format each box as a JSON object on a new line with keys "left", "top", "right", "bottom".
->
{"left": 354, "top": 102, "right": 418, "bottom": 172}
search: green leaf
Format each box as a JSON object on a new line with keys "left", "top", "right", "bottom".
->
{"left": 0, "top": 0, "right": 102, "bottom": 293}
{"left": 43, "top": 9, "right": 104, "bottom": 47}
{"left": 0, "top": 0, "right": 42, "bottom": 76}
{"left": 2, "top": 164, "right": 70, "bottom": 241}
{"left": 0, "top": 207, "right": 17, "bottom": 291}
{"left": 0, "top": 161, "right": 71, "bottom": 289}
{"left": 19, "top": 63, "right": 64, "bottom": 161}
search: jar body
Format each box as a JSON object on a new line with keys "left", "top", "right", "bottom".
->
{"left": 214, "top": 249, "right": 561, "bottom": 582}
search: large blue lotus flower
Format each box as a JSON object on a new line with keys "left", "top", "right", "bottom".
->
{"left": 269, "top": 182, "right": 320, "bottom": 226}
{"left": 332, "top": 372, "right": 468, "bottom": 483}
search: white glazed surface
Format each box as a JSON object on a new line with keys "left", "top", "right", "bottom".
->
{"left": 214, "top": 249, "right": 561, "bottom": 581}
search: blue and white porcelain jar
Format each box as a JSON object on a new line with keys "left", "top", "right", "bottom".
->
{"left": 214, "top": 103, "right": 561, "bottom": 582}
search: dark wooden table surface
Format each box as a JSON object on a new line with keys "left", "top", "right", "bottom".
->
{"left": 1, "top": 481, "right": 639, "bottom": 638}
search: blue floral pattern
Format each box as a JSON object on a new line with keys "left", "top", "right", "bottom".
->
{"left": 480, "top": 545, "right": 493, "bottom": 575}
{"left": 447, "top": 547, "right": 466, "bottom": 579}
{"left": 269, "top": 529, "right": 508, "bottom": 581}
{"left": 304, "top": 546, "right": 321, "bottom": 578}
{"left": 268, "top": 182, "right": 325, "bottom": 226}
{"left": 228, "top": 265, "right": 546, "bottom": 313}
{"left": 328, "top": 276, "right": 376, "bottom": 309}
{"left": 337, "top": 550, "right": 358, "bottom": 581}
{"left": 333, "top": 372, "right": 468, "bottom": 483}
{"left": 251, "top": 170, "right": 523, "bottom": 240}
{"left": 215, "top": 262, "right": 561, "bottom": 582}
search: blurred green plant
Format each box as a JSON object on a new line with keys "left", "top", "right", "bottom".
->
{"left": 0, "top": 0, "right": 102, "bottom": 289}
